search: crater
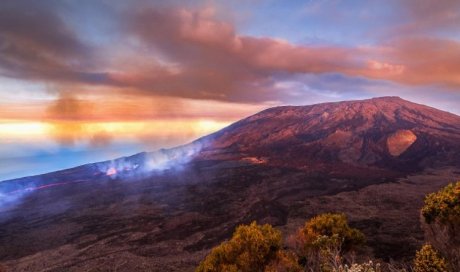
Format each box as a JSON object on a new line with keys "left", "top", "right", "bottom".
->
{"left": 387, "top": 130, "right": 417, "bottom": 156}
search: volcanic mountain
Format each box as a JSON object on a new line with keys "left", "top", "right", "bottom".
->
{"left": 197, "top": 96, "right": 460, "bottom": 174}
{"left": 1, "top": 97, "right": 460, "bottom": 271}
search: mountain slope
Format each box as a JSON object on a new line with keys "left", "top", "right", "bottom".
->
{"left": 197, "top": 96, "right": 460, "bottom": 174}
{"left": 1, "top": 97, "right": 460, "bottom": 271}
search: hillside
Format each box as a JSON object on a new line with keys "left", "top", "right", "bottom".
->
{"left": 1, "top": 97, "right": 460, "bottom": 271}
{"left": 198, "top": 96, "right": 460, "bottom": 174}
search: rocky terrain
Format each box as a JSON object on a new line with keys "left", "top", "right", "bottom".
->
{"left": 1, "top": 96, "right": 460, "bottom": 271}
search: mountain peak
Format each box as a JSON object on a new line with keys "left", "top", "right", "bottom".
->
{"left": 199, "top": 97, "right": 460, "bottom": 175}
{"left": 311, "top": 96, "right": 412, "bottom": 109}
{"left": 370, "top": 96, "right": 403, "bottom": 101}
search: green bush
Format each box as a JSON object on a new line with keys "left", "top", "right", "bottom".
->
{"left": 196, "top": 214, "right": 368, "bottom": 272}
{"left": 264, "top": 250, "right": 302, "bottom": 272}
{"left": 421, "top": 182, "right": 460, "bottom": 270}
{"left": 196, "top": 221, "right": 282, "bottom": 272}
{"left": 295, "top": 213, "right": 365, "bottom": 271}
{"left": 296, "top": 213, "right": 365, "bottom": 252}
{"left": 422, "top": 182, "right": 460, "bottom": 224}
{"left": 413, "top": 244, "right": 449, "bottom": 272}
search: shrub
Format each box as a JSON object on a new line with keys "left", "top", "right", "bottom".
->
{"left": 295, "top": 213, "right": 365, "bottom": 271}
{"left": 413, "top": 244, "right": 449, "bottom": 272}
{"left": 196, "top": 221, "right": 282, "bottom": 272}
{"left": 421, "top": 182, "right": 460, "bottom": 270}
{"left": 422, "top": 182, "right": 460, "bottom": 224}
{"left": 297, "top": 213, "right": 365, "bottom": 252}
{"left": 336, "top": 261, "right": 381, "bottom": 272}
{"left": 264, "top": 250, "right": 302, "bottom": 272}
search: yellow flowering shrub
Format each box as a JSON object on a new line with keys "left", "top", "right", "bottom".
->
{"left": 295, "top": 213, "right": 365, "bottom": 271}
{"left": 413, "top": 244, "right": 449, "bottom": 272}
{"left": 296, "top": 213, "right": 365, "bottom": 253}
{"left": 422, "top": 182, "right": 460, "bottom": 224}
{"left": 264, "top": 250, "right": 302, "bottom": 272}
{"left": 196, "top": 221, "right": 282, "bottom": 272}
{"left": 421, "top": 182, "right": 460, "bottom": 270}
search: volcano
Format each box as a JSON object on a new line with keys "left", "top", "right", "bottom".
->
{"left": 197, "top": 96, "right": 460, "bottom": 173}
{"left": 1, "top": 97, "right": 460, "bottom": 271}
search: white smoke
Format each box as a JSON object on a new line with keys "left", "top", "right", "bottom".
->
{"left": 0, "top": 185, "right": 34, "bottom": 214}
{"left": 95, "top": 141, "right": 203, "bottom": 179}
{"left": 0, "top": 191, "right": 22, "bottom": 207}
{"left": 145, "top": 142, "right": 203, "bottom": 172}
{"left": 0, "top": 142, "right": 204, "bottom": 212}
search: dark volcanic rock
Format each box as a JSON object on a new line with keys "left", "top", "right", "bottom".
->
{"left": 1, "top": 97, "right": 460, "bottom": 271}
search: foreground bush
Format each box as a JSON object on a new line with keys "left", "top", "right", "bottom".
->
{"left": 196, "top": 215, "right": 367, "bottom": 272}
{"left": 196, "top": 221, "right": 282, "bottom": 272}
{"left": 294, "top": 213, "right": 365, "bottom": 271}
{"left": 413, "top": 244, "right": 449, "bottom": 272}
{"left": 264, "top": 250, "right": 302, "bottom": 272}
{"left": 421, "top": 182, "right": 460, "bottom": 270}
{"left": 337, "top": 261, "right": 381, "bottom": 272}
{"left": 422, "top": 182, "right": 460, "bottom": 224}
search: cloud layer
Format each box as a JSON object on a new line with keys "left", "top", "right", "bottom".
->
{"left": 0, "top": 0, "right": 459, "bottom": 109}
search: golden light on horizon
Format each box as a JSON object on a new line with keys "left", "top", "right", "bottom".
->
{"left": 0, "top": 121, "right": 50, "bottom": 139}
{"left": 0, "top": 119, "right": 230, "bottom": 143}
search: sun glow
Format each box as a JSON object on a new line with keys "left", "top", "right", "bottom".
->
{"left": 0, "top": 121, "right": 50, "bottom": 138}
{"left": 0, "top": 119, "right": 229, "bottom": 142}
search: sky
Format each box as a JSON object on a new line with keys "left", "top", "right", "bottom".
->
{"left": 1, "top": 0, "right": 460, "bottom": 181}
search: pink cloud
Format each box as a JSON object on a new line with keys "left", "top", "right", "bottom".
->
{"left": 1, "top": 3, "right": 460, "bottom": 105}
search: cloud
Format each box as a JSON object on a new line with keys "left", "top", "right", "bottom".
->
{"left": 114, "top": 5, "right": 460, "bottom": 101}
{"left": 396, "top": 0, "right": 460, "bottom": 35}
{"left": 0, "top": 1, "right": 459, "bottom": 107}
{"left": 367, "top": 60, "right": 405, "bottom": 75}
{"left": 105, "top": 6, "right": 364, "bottom": 102}
{"left": 45, "top": 92, "right": 113, "bottom": 146}
{"left": 361, "top": 37, "right": 460, "bottom": 87}
{"left": 0, "top": 0, "right": 106, "bottom": 84}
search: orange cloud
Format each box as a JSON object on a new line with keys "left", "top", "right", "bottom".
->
{"left": 394, "top": 0, "right": 460, "bottom": 35}
{"left": 365, "top": 38, "right": 460, "bottom": 87}
{"left": 117, "top": 6, "right": 460, "bottom": 100}
{"left": 0, "top": 90, "right": 267, "bottom": 146}
{"left": 368, "top": 60, "right": 405, "bottom": 75}
{"left": 1, "top": 2, "right": 460, "bottom": 106}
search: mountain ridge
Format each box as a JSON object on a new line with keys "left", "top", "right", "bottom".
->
{"left": 194, "top": 96, "right": 460, "bottom": 175}
{"left": 1, "top": 96, "right": 460, "bottom": 271}
{"left": 2, "top": 96, "right": 460, "bottom": 188}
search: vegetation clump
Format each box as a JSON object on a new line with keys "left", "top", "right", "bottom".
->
{"left": 196, "top": 221, "right": 282, "bottom": 272}
{"left": 197, "top": 213, "right": 366, "bottom": 272}
{"left": 413, "top": 244, "right": 449, "bottom": 272}
{"left": 421, "top": 182, "right": 460, "bottom": 270}
{"left": 422, "top": 182, "right": 460, "bottom": 224}
{"left": 337, "top": 261, "right": 381, "bottom": 272}
{"left": 294, "top": 213, "right": 365, "bottom": 271}
{"left": 196, "top": 185, "right": 460, "bottom": 272}
{"left": 264, "top": 250, "right": 302, "bottom": 272}
{"left": 296, "top": 213, "right": 365, "bottom": 252}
